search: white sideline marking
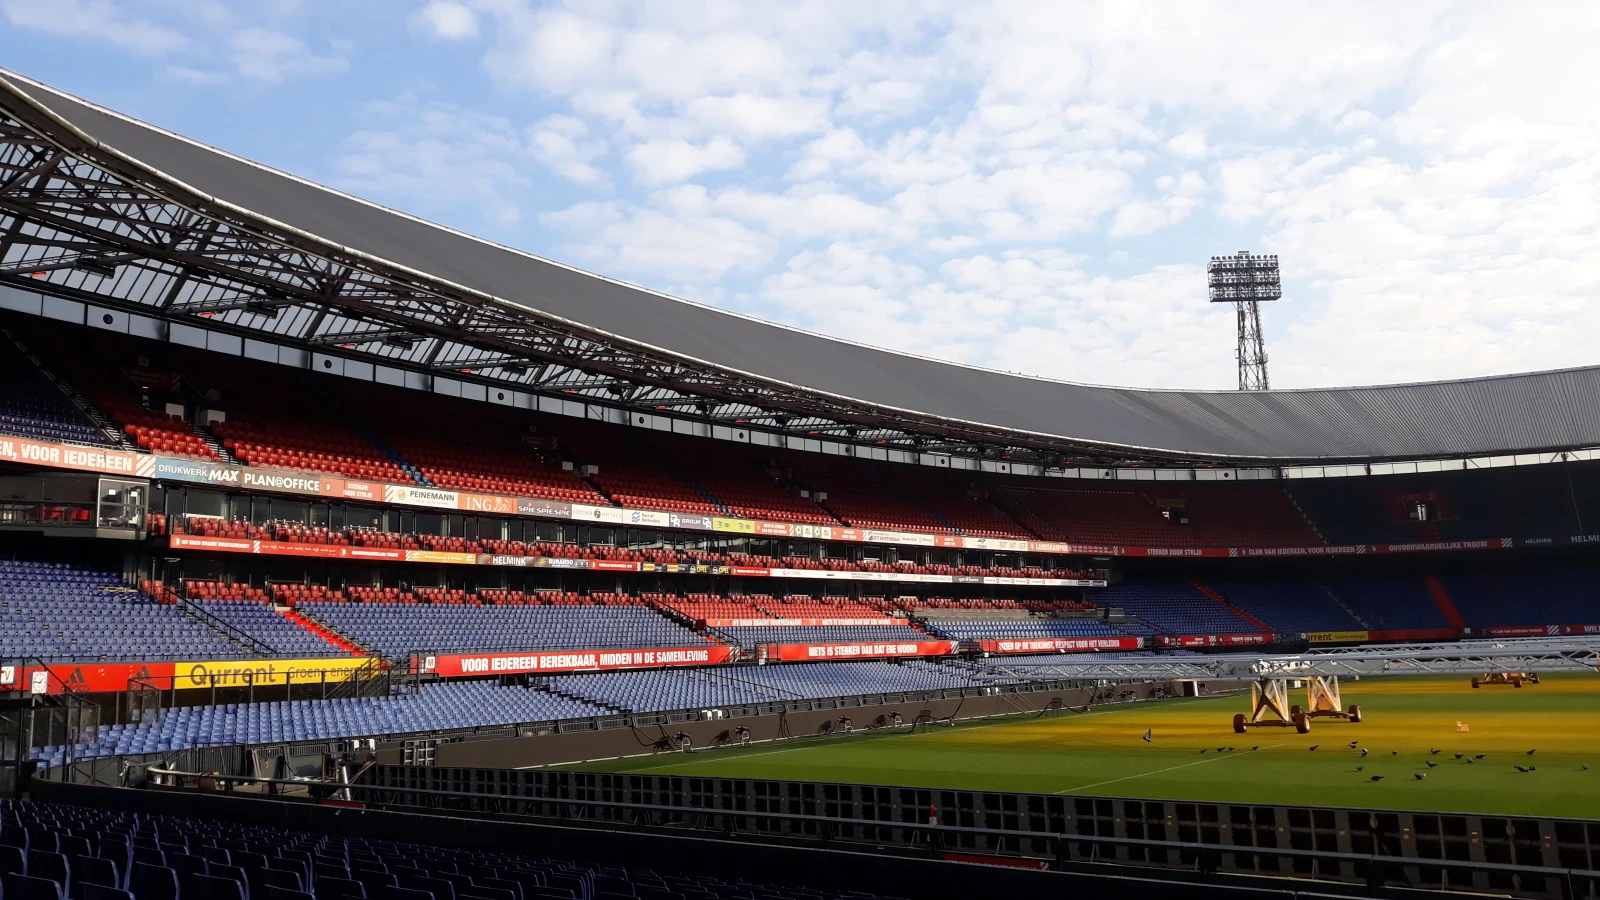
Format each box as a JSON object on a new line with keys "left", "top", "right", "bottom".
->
{"left": 1055, "top": 744, "right": 1283, "bottom": 794}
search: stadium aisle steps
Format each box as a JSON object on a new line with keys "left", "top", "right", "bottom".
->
{"left": 279, "top": 607, "right": 366, "bottom": 656}
{"left": 1422, "top": 573, "right": 1468, "bottom": 629}
{"left": 1187, "top": 580, "right": 1274, "bottom": 633}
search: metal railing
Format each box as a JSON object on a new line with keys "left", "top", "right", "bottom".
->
{"left": 135, "top": 766, "right": 1600, "bottom": 900}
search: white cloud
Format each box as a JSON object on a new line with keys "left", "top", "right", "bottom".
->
{"left": 625, "top": 137, "right": 746, "bottom": 185}
{"left": 529, "top": 115, "right": 606, "bottom": 185}
{"left": 335, "top": 101, "right": 538, "bottom": 227}
{"left": 230, "top": 27, "right": 347, "bottom": 83}
{"left": 1166, "top": 130, "right": 1207, "bottom": 159}
{"left": 543, "top": 201, "right": 776, "bottom": 281}
{"left": 1, "top": 0, "right": 188, "bottom": 57}
{"left": 414, "top": 0, "right": 478, "bottom": 41}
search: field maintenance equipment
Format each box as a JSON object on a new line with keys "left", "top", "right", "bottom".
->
{"left": 1472, "top": 672, "right": 1540, "bottom": 688}
{"left": 1233, "top": 674, "right": 1360, "bottom": 734}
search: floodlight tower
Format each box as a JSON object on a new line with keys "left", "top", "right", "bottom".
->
{"left": 1208, "top": 251, "right": 1281, "bottom": 391}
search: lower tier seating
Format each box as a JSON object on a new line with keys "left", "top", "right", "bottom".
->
{"left": 0, "top": 800, "right": 891, "bottom": 900}
{"left": 546, "top": 660, "right": 980, "bottom": 711}
{"left": 41, "top": 681, "right": 609, "bottom": 764}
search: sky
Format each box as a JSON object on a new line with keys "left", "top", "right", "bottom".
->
{"left": 4, "top": 0, "right": 1599, "bottom": 392}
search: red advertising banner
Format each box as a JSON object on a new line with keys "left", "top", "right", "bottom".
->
{"left": 428, "top": 645, "right": 734, "bottom": 676}
{"left": 0, "top": 662, "right": 175, "bottom": 694}
{"left": 0, "top": 436, "right": 151, "bottom": 478}
{"left": 765, "top": 640, "right": 957, "bottom": 661}
{"left": 1365, "top": 628, "right": 1462, "bottom": 642}
{"left": 979, "top": 637, "right": 1142, "bottom": 653}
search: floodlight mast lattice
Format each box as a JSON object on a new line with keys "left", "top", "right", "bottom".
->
{"left": 1208, "top": 251, "right": 1281, "bottom": 391}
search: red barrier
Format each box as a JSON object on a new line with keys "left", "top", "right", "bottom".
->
{"left": 428, "top": 645, "right": 733, "bottom": 676}
{"left": 1, "top": 662, "right": 175, "bottom": 694}
{"left": 764, "top": 641, "right": 957, "bottom": 661}
{"left": 979, "top": 637, "right": 1142, "bottom": 653}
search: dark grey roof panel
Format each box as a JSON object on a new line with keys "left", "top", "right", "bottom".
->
{"left": 7, "top": 72, "right": 1600, "bottom": 462}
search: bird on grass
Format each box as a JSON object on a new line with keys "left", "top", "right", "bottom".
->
{"left": 1216, "top": 747, "right": 1226, "bottom": 753}
{"left": 1360, "top": 748, "right": 1368, "bottom": 757}
{"left": 1474, "top": 754, "right": 1487, "bottom": 760}
{"left": 1200, "top": 749, "right": 1208, "bottom": 754}
{"left": 1466, "top": 758, "right": 1476, "bottom": 765}
{"left": 1309, "top": 745, "right": 1319, "bottom": 751}
{"left": 1430, "top": 749, "right": 1441, "bottom": 755}
{"left": 1526, "top": 749, "right": 1536, "bottom": 756}
{"left": 1348, "top": 741, "right": 1359, "bottom": 749}
{"left": 1142, "top": 729, "right": 1152, "bottom": 743}
{"left": 1426, "top": 761, "right": 1439, "bottom": 768}
{"left": 1454, "top": 754, "right": 1464, "bottom": 760}
{"left": 1514, "top": 765, "right": 1533, "bottom": 773}
{"left": 1391, "top": 751, "right": 1398, "bottom": 756}
{"left": 1584, "top": 764, "right": 1591, "bottom": 771}
{"left": 1414, "top": 773, "right": 1426, "bottom": 781}
{"left": 1251, "top": 745, "right": 1259, "bottom": 751}
{"left": 1226, "top": 747, "right": 1234, "bottom": 751}
{"left": 1355, "top": 765, "right": 1364, "bottom": 772}
{"left": 1370, "top": 775, "right": 1385, "bottom": 782}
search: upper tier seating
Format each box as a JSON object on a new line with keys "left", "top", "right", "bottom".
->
{"left": 924, "top": 619, "right": 1126, "bottom": 641}
{"left": 0, "top": 349, "right": 109, "bottom": 445}
{"left": 0, "top": 800, "right": 898, "bottom": 900}
{"left": 0, "top": 561, "right": 246, "bottom": 661}
{"left": 1321, "top": 577, "right": 1452, "bottom": 631}
{"left": 356, "top": 385, "right": 607, "bottom": 503}
{"left": 997, "top": 482, "right": 1322, "bottom": 548}
{"left": 647, "top": 434, "right": 836, "bottom": 525}
{"left": 302, "top": 600, "right": 714, "bottom": 659}
{"left": 785, "top": 454, "right": 956, "bottom": 533}
{"left": 1087, "top": 582, "right": 1261, "bottom": 635}
{"left": 1201, "top": 578, "right": 1368, "bottom": 634}
{"left": 1440, "top": 567, "right": 1600, "bottom": 628}
{"left": 710, "top": 624, "right": 930, "bottom": 648}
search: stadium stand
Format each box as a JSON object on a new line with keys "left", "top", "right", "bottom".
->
{"left": 925, "top": 618, "right": 1127, "bottom": 642}
{"left": 1440, "top": 566, "right": 1600, "bottom": 629}
{"left": 1086, "top": 582, "right": 1263, "bottom": 635}
{"left": 1320, "top": 576, "right": 1454, "bottom": 631}
{"left": 0, "top": 561, "right": 249, "bottom": 662}
{"left": 0, "top": 342, "right": 110, "bottom": 447}
{"left": 1199, "top": 578, "right": 1368, "bottom": 634}
{"left": 299, "top": 600, "right": 716, "bottom": 660}
{"left": 0, "top": 800, "right": 893, "bottom": 900}
{"left": 36, "top": 681, "right": 611, "bottom": 764}
{"left": 546, "top": 660, "right": 981, "bottom": 711}
{"left": 997, "top": 482, "right": 1322, "bottom": 548}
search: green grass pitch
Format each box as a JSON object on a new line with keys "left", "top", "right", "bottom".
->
{"left": 558, "top": 673, "right": 1600, "bottom": 819}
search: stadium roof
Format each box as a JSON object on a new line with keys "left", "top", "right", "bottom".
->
{"left": 3, "top": 69, "right": 1599, "bottom": 466}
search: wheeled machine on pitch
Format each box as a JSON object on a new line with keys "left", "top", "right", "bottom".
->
{"left": 1233, "top": 675, "right": 1361, "bottom": 734}
{"left": 1471, "top": 672, "right": 1540, "bottom": 688}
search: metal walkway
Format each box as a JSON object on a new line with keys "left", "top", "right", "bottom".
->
{"left": 981, "top": 638, "right": 1600, "bottom": 681}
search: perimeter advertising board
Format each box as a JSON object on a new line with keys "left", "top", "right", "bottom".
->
{"left": 171, "top": 657, "right": 371, "bottom": 688}
{"left": 980, "top": 637, "right": 1142, "bottom": 653}
{"left": 765, "top": 640, "right": 957, "bottom": 661}
{"left": 428, "top": 645, "right": 733, "bottom": 676}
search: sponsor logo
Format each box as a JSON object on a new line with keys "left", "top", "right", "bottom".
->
{"left": 242, "top": 470, "right": 326, "bottom": 493}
